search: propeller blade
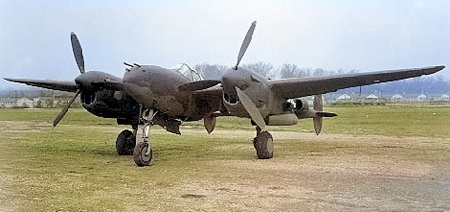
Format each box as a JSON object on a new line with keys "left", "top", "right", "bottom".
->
{"left": 313, "top": 94, "right": 323, "bottom": 135}
{"left": 235, "top": 86, "right": 267, "bottom": 131}
{"left": 71, "top": 32, "right": 85, "bottom": 74}
{"left": 53, "top": 90, "right": 80, "bottom": 127}
{"left": 313, "top": 94, "right": 323, "bottom": 111}
{"left": 234, "top": 21, "right": 256, "bottom": 70}
{"left": 313, "top": 117, "right": 323, "bottom": 135}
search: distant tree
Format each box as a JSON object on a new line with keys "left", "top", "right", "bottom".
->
{"left": 312, "top": 68, "right": 325, "bottom": 77}
{"left": 46, "top": 98, "right": 54, "bottom": 108}
{"left": 279, "top": 64, "right": 300, "bottom": 78}
{"left": 243, "top": 62, "right": 274, "bottom": 77}
{"left": 194, "top": 63, "right": 228, "bottom": 80}
{"left": 36, "top": 100, "right": 43, "bottom": 108}
{"left": 279, "top": 64, "right": 312, "bottom": 78}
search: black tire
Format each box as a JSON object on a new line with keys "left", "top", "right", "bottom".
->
{"left": 116, "top": 130, "right": 136, "bottom": 155}
{"left": 133, "top": 142, "right": 152, "bottom": 167}
{"left": 253, "top": 131, "right": 274, "bottom": 159}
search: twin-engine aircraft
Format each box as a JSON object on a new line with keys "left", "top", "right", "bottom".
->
{"left": 4, "top": 21, "right": 444, "bottom": 166}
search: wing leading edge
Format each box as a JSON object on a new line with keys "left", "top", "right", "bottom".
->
{"left": 3, "top": 78, "right": 78, "bottom": 92}
{"left": 269, "top": 65, "right": 445, "bottom": 99}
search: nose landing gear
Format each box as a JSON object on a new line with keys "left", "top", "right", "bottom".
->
{"left": 132, "top": 108, "right": 157, "bottom": 167}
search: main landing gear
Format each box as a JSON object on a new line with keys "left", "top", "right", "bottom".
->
{"left": 116, "top": 110, "right": 274, "bottom": 165}
{"left": 253, "top": 126, "right": 273, "bottom": 159}
{"left": 116, "top": 129, "right": 136, "bottom": 155}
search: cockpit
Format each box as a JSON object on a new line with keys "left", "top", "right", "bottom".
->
{"left": 170, "top": 63, "right": 203, "bottom": 82}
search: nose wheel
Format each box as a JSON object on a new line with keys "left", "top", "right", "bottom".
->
{"left": 133, "top": 108, "right": 157, "bottom": 167}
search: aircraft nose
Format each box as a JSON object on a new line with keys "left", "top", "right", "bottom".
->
{"left": 123, "top": 66, "right": 143, "bottom": 84}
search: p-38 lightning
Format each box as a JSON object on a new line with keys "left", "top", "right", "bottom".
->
{"left": 4, "top": 21, "right": 444, "bottom": 166}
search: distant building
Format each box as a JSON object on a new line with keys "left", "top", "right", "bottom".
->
{"left": 366, "top": 94, "right": 378, "bottom": 99}
{"left": 391, "top": 94, "right": 403, "bottom": 100}
{"left": 16, "top": 97, "right": 34, "bottom": 108}
{"left": 0, "top": 97, "right": 35, "bottom": 108}
{"left": 0, "top": 98, "right": 16, "bottom": 108}
{"left": 338, "top": 94, "right": 351, "bottom": 100}
{"left": 417, "top": 94, "right": 427, "bottom": 101}
{"left": 439, "top": 94, "right": 449, "bottom": 101}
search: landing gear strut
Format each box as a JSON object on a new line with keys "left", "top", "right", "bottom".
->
{"left": 133, "top": 109, "right": 156, "bottom": 166}
{"left": 253, "top": 126, "right": 273, "bottom": 159}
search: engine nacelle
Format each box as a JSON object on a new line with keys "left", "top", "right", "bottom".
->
{"left": 81, "top": 89, "right": 139, "bottom": 119}
{"left": 294, "top": 98, "right": 316, "bottom": 119}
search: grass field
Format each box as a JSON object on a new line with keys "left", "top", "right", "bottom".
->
{"left": 1, "top": 106, "right": 449, "bottom": 211}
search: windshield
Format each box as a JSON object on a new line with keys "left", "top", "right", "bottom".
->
{"left": 170, "top": 63, "right": 203, "bottom": 82}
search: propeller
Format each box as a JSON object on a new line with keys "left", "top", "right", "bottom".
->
{"left": 313, "top": 94, "right": 323, "bottom": 135}
{"left": 225, "top": 21, "right": 269, "bottom": 131}
{"left": 234, "top": 21, "right": 256, "bottom": 70}
{"left": 53, "top": 32, "right": 85, "bottom": 127}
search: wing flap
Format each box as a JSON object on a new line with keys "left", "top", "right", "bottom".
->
{"left": 270, "top": 65, "right": 444, "bottom": 99}
{"left": 4, "top": 78, "right": 78, "bottom": 92}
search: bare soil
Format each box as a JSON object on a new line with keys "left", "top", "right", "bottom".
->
{"left": 151, "top": 130, "right": 450, "bottom": 211}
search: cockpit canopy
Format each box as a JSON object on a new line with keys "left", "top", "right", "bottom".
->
{"left": 170, "top": 63, "right": 203, "bottom": 82}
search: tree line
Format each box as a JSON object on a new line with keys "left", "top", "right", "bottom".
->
{"left": 194, "top": 62, "right": 361, "bottom": 80}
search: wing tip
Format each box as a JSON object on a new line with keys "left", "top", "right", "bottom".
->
{"left": 436, "top": 65, "right": 445, "bottom": 70}
{"left": 425, "top": 65, "right": 445, "bottom": 74}
{"left": 3, "top": 78, "right": 20, "bottom": 83}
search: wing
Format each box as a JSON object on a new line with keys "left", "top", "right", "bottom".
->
{"left": 177, "top": 80, "right": 221, "bottom": 91}
{"left": 4, "top": 78, "right": 78, "bottom": 92}
{"left": 269, "top": 65, "right": 445, "bottom": 99}
{"left": 189, "top": 85, "right": 223, "bottom": 116}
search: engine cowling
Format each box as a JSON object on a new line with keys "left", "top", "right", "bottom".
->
{"left": 294, "top": 98, "right": 316, "bottom": 119}
{"left": 81, "top": 89, "right": 139, "bottom": 119}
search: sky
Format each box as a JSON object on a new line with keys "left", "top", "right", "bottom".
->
{"left": 1, "top": 0, "right": 449, "bottom": 89}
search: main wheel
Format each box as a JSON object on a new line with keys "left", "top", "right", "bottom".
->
{"left": 116, "top": 130, "right": 136, "bottom": 155}
{"left": 133, "top": 142, "right": 152, "bottom": 167}
{"left": 253, "top": 131, "right": 274, "bottom": 159}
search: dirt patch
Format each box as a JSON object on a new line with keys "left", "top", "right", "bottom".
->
{"left": 161, "top": 158, "right": 449, "bottom": 211}
{"left": 159, "top": 130, "right": 450, "bottom": 211}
